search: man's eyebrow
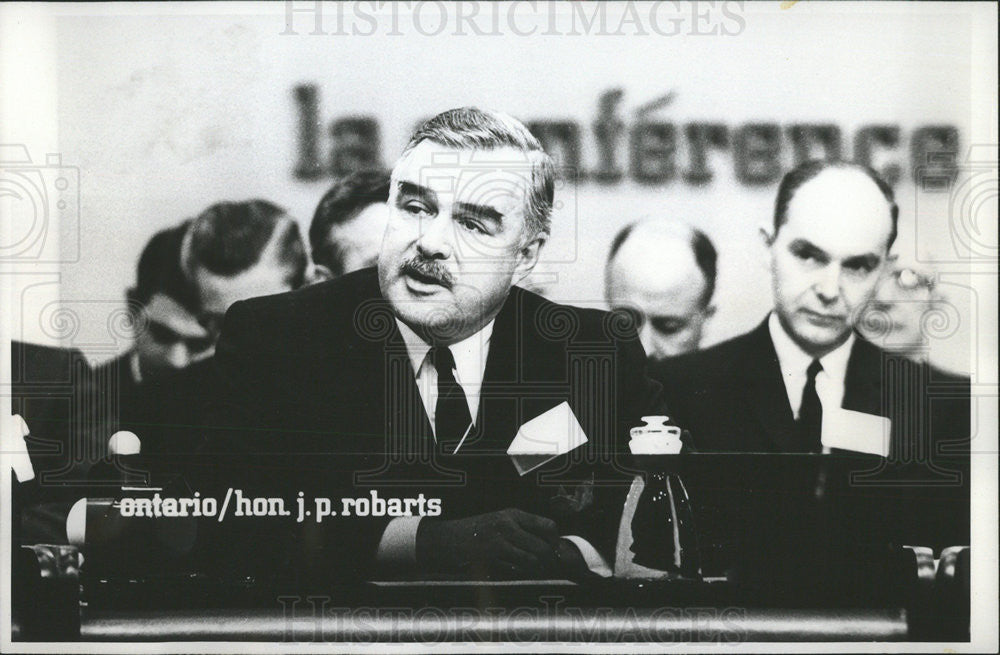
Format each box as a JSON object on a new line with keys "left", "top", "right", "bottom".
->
{"left": 454, "top": 201, "right": 504, "bottom": 224}
{"left": 788, "top": 238, "right": 829, "bottom": 260}
{"left": 843, "top": 253, "right": 881, "bottom": 268}
{"left": 396, "top": 181, "right": 437, "bottom": 205}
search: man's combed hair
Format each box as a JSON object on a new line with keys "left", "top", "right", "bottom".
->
{"left": 309, "top": 170, "right": 390, "bottom": 276}
{"left": 400, "top": 107, "right": 555, "bottom": 238}
{"left": 183, "top": 199, "right": 308, "bottom": 288}
{"left": 774, "top": 159, "right": 899, "bottom": 250}
{"left": 606, "top": 220, "right": 718, "bottom": 308}
{"left": 132, "top": 219, "right": 197, "bottom": 310}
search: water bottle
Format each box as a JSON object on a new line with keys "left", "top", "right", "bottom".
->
{"left": 628, "top": 416, "right": 702, "bottom": 579}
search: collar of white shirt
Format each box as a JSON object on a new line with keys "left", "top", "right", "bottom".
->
{"left": 394, "top": 317, "right": 495, "bottom": 430}
{"left": 767, "top": 312, "right": 854, "bottom": 419}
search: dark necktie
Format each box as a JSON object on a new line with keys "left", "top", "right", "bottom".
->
{"left": 430, "top": 345, "right": 473, "bottom": 451}
{"left": 798, "top": 359, "right": 823, "bottom": 452}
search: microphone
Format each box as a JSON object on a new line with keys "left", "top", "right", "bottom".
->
{"left": 68, "top": 428, "right": 197, "bottom": 575}
{"left": 87, "top": 430, "right": 146, "bottom": 489}
{"left": 109, "top": 430, "right": 141, "bottom": 456}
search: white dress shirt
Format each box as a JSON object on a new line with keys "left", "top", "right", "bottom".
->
{"left": 767, "top": 312, "right": 854, "bottom": 425}
{"left": 395, "top": 318, "right": 493, "bottom": 439}
{"left": 377, "top": 317, "right": 610, "bottom": 577}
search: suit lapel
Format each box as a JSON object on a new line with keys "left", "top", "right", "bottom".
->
{"left": 335, "top": 274, "right": 435, "bottom": 456}
{"left": 742, "top": 320, "right": 800, "bottom": 452}
{"left": 458, "top": 288, "right": 527, "bottom": 455}
{"left": 460, "top": 288, "right": 568, "bottom": 458}
{"left": 843, "top": 336, "right": 884, "bottom": 417}
{"left": 357, "top": 284, "right": 569, "bottom": 467}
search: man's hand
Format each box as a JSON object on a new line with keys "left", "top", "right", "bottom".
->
{"left": 416, "top": 508, "right": 572, "bottom": 579}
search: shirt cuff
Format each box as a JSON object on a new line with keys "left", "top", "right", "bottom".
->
{"left": 376, "top": 516, "right": 422, "bottom": 567}
{"left": 562, "top": 535, "right": 612, "bottom": 578}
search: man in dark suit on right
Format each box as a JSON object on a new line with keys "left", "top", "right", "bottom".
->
{"left": 655, "top": 160, "right": 970, "bottom": 563}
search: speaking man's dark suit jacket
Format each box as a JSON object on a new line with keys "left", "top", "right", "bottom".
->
{"left": 111, "top": 358, "right": 218, "bottom": 452}
{"left": 650, "top": 318, "right": 971, "bottom": 587}
{"left": 179, "top": 267, "right": 661, "bottom": 585}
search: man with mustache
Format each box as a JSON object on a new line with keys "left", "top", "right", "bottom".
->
{"left": 198, "top": 108, "right": 659, "bottom": 584}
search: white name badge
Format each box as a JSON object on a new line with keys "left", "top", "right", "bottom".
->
{"left": 507, "top": 401, "right": 588, "bottom": 476}
{"left": 822, "top": 407, "right": 892, "bottom": 457}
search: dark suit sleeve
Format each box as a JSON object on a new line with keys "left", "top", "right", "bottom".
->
{"left": 178, "top": 300, "right": 290, "bottom": 580}
{"left": 192, "top": 299, "right": 391, "bottom": 586}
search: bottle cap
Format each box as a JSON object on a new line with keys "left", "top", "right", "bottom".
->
{"left": 629, "top": 416, "right": 682, "bottom": 455}
{"left": 108, "top": 431, "right": 141, "bottom": 456}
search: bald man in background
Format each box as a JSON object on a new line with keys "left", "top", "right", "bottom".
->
{"left": 605, "top": 219, "right": 718, "bottom": 361}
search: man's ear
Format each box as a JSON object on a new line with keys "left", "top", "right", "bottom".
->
{"left": 309, "top": 264, "right": 334, "bottom": 284}
{"left": 513, "top": 233, "right": 547, "bottom": 285}
{"left": 758, "top": 225, "right": 776, "bottom": 248}
{"left": 758, "top": 225, "right": 776, "bottom": 272}
{"left": 883, "top": 252, "right": 899, "bottom": 272}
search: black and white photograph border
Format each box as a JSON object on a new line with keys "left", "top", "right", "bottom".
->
{"left": 1, "top": 1, "right": 997, "bottom": 652}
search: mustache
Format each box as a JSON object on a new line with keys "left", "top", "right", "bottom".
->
{"left": 400, "top": 256, "right": 455, "bottom": 289}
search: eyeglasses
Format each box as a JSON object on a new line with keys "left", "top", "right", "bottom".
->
{"left": 891, "top": 267, "right": 936, "bottom": 292}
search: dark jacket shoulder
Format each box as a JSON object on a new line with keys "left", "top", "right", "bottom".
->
{"left": 220, "top": 267, "right": 381, "bottom": 356}
{"left": 651, "top": 320, "right": 772, "bottom": 389}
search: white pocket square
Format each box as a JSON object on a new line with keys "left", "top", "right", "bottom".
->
{"left": 507, "top": 401, "right": 588, "bottom": 476}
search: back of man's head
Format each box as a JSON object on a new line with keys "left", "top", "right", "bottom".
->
{"left": 309, "top": 171, "right": 390, "bottom": 278}
{"left": 131, "top": 220, "right": 197, "bottom": 310}
{"left": 183, "top": 199, "right": 308, "bottom": 288}
{"left": 182, "top": 200, "right": 308, "bottom": 332}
